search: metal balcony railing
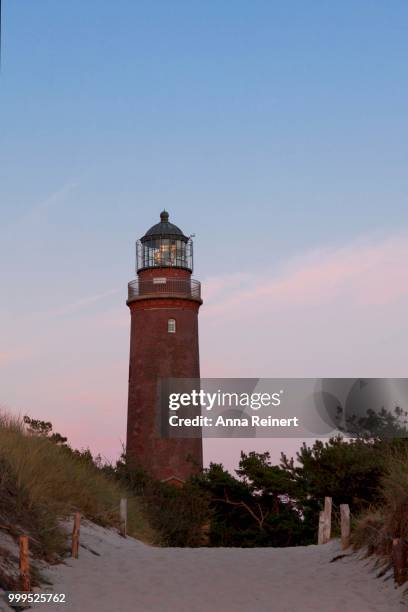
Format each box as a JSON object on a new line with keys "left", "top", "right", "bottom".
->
{"left": 128, "top": 278, "right": 201, "bottom": 303}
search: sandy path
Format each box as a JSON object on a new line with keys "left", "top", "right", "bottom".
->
{"left": 31, "top": 522, "right": 405, "bottom": 612}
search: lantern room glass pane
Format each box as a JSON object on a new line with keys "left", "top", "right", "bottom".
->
{"left": 137, "top": 237, "right": 193, "bottom": 271}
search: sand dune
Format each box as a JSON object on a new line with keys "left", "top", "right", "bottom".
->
{"left": 8, "top": 521, "right": 407, "bottom": 612}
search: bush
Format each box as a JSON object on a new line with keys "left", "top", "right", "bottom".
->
{"left": 113, "top": 458, "right": 210, "bottom": 547}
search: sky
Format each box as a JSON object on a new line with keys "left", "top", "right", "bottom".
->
{"left": 1, "top": 1, "right": 408, "bottom": 472}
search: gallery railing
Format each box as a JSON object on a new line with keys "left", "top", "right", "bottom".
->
{"left": 128, "top": 278, "right": 201, "bottom": 303}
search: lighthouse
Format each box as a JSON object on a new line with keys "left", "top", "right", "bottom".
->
{"left": 126, "top": 211, "right": 203, "bottom": 483}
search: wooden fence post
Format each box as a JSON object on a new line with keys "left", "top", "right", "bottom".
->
{"left": 318, "top": 497, "right": 332, "bottom": 544}
{"left": 318, "top": 511, "right": 326, "bottom": 544}
{"left": 71, "top": 512, "right": 81, "bottom": 558}
{"left": 120, "top": 498, "right": 127, "bottom": 538}
{"left": 323, "top": 496, "right": 332, "bottom": 544}
{"left": 392, "top": 538, "right": 408, "bottom": 586}
{"left": 340, "top": 504, "right": 351, "bottom": 549}
{"left": 19, "top": 535, "right": 30, "bottom": 592}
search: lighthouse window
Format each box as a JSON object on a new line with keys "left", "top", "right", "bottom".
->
{"left": 168, "top": 318, "right": 176, "bottom": 333}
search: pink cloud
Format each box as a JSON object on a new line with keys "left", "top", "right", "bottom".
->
{"left": 202, "top": 233, "right": 408, "bottom": 319}
{"left": 0, "top": 347, "right": 33, "bottom": 367}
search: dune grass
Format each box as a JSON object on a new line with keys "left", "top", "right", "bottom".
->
{"left": 0, "top": 412, "right": 154, "bottom": 561}
{"left": 381, "top": 446, "right": 408, "bottom": 542}
{"left": 352, "top": 444, "right": 408, "bottom": 571}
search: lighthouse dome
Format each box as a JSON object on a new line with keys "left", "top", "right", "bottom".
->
{"left": 142, "top": 211, "right": 187, "bottom": 241}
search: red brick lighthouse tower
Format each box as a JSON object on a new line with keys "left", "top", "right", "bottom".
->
{"left": 126, "top": 211, "right": 203, "bottom": 483}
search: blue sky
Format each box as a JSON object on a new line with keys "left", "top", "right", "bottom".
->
{"left": 1, "top": 1, "right": 408, "bottom": 468}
